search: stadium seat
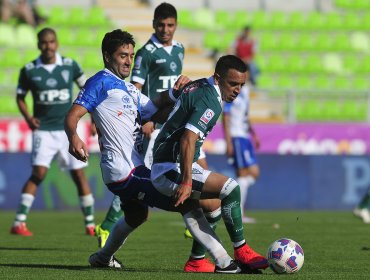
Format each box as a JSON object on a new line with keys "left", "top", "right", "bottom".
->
{"left": 322, "top": 13, "right": 343, "bottom": 31}
{"left": 48, "top": 6, "right": 68, "bottom": 25}
{"left": 350, "top": 32, "right": 370, "bottom": 52}
{"left": 193, "top": 9, "right": 215, "bottom": 30}
{"left": 265, "top": 54, "right": 286, "bottom": 73}
{"left": 357, "top": 56, "right": 370, "bottom": 74}
{"left": 0, "top": 49, "right": 24, "bottom": 68}
{"left": 258, "top": 32, "right": 279, "bottom": 52}
{"left": 16, "top": 24, "right": 37, "bottom": 48}
{"left": 219, "top": 31, "right": 236, "bottom": 52}
{"left": 234, "top": 11, "right": 251, "bottom": 29}
{"left": 287, "top": 12, "right": 307, "bottom": 31}
{"left": 0, "top": 94, "right": 19, "bottom": 116}
{"left": 0, "top": 23, "right": 16, "bottom": 46}
{"left": 68, "top": 6, "right": 87, "bottom": 26}
{"left": 257, "top": 75, "right": 275, "bottom": 89}
{"left": 276, "top": 32, "right": 297, "bottom": 52}
{"left": 285, "top": 55, "right": 305, "bottom": 73}
{"left": 56, "top": 27, "right": 76, "bottom": 46}
{"left": 269, "top": 11, "right": 289, "bottom": 30}
{"left": 295, "top": 76, "right": 314, "bottom": 90}
{"left": 342, "top": 55, "right": 361, "bottom": 74}
{"left": 352, "top": 77, "right": 369, "bottom": 91}
{"left": 306, "top": 12, "right": 326, "bottom": 31}
{"left": 315, "top": 76, "right": 332, "bottom": 90}
{"left": 87, "top": 6, "right": 111, "bottom": 27}
{"left": 342, "top": 101, "right": 367, "bottom": 121}
{"left": 333, "top": 34, "right": 352, "bottom": 51}
{"left": 322, "top": 53, "right": 344, "bottom": 74}
{"left": 332, "top": 77, "right": 352, "bottom": 90}
{"left": 322, "top": 100, "right": 342, "bottom": 121}
{"left": 305, "top": 55, "right": 325, "bottom": 74}
{"left": 251, "top": 11, "right": 271, "bottom": 30}
{"left": 295, "top": 33, "right": 316, "bottom": 52}
{"left": 203, "top": 31, "right": 222, "bottom": 51}
{"left": 82, "top": 50, "right": 103, "bottom": 70}
{"left": 215, "top": 10, "right": 233, "bottom": 30}
{"left": 178, "top": 9, "right": 194, "bottom": 29}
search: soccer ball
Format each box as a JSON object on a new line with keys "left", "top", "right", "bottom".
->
{"left": 266, "top": 238, "right": 304, "bottom": 274}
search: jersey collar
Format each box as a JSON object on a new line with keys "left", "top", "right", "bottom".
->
{"left": 150, "top": 34, "right": 178, "bottom": 48}
{"left": 103, "top": 68, "right": 126, "bottom": 82}
{"left": 35, "top": 53, "right": 63, "bottom": 68}
{"left": 207, "top": 76, "right": 222, "bottom": 104}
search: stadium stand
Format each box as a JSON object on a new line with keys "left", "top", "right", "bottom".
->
{"left": 0, "top": 0, "right": 369, "bottom": 122}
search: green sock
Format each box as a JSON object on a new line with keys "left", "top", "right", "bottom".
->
{"left": 15, "top": 193, "right": 34, "bottom": 223}
{"left": 221, "top": 186, "right": 244, "bottom": 243}
{"left": 359, "top": 190, "right": 370, "bottom": 209}
{"left": 101, "top": 195, "right": 122, "bottom": 232}
{"left": 190, "top": 209, "right": 222, "bottom": 257}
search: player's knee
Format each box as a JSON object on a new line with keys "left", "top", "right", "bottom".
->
{"left": 219, "top": 178, "right": 239, "bottom": 200}
{"left": 29, "top": 174, "right": 43, "bottom": 186}
{"left": 122, "top": 201, "right": 148, "bottom": 228}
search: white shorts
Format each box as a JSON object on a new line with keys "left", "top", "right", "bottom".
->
{"left": 31, "top": 130, "right": 87, "bottom": 170}
{"left": 151, "top": 162, "right": 211, "bottom": 199}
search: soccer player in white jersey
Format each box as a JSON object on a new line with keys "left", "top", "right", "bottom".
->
{"left": 65, "top": 29, "right": 243, "bottom": 273}
{"left": 223, "top": 85, "right": 260, "bottom": 224}
{"left": 10, "top": 27, "right": 95, "bottom": 236}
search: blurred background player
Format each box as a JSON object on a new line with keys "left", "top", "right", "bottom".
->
{"left": 94, "top": 2, "right": 214, "bottom": 251}
{"left": 229, "top": 26, "right": 259, "bottom": 86}
{"left": 223, "top": 84, "right": 260, "bottom": 224}
{"left": 353, "top": 190, "right": 370, "bottom": 223}
{"left": 10, "top": 27, "right": 95, "bottom": 236}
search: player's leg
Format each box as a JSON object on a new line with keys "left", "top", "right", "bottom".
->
{"left": 60, "top": 130, "right": 95, "bottom": 235}
{"left": 96, "top": 195, "right": 122, "bottom": 247}
{"left": 202, "top": 171, "right": 268, "bottom": 270}
{"left": 11, "top": 130, "right": 53, "bottom": 236}
{"left": 70, "top": 168, "right": 96, "bottom": 235}
{"left": 353, "top": 189, "right": 370, "bottom": 223}
{"left": 233, "top": 137, "right": 259, "bottom": 223}
{"left": 10, "top": 165, "right": 48, "bottom": 236}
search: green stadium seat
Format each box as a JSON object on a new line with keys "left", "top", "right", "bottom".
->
{"left": 275, "top": 76, "right": 294, "bottom": 89}
{"left": 322, "top": 13, "right": 343, "bottom": 31}
{"left": 295, "top": 33, "right": 316, "bottom": 52}
{"left": 234, "top": 11, "right": 251, "bottom": 29}
{"left": 315, "top": 33, "right": 334, "bottom": 51}
{"left": 322, "top": 53, "right": 344, "bottom": 74}
{"left": 350, "top": 31, "right": 370, "bottom": 52}
{"left": 322, "top": 101, "right": 342, "bottom": 121}
{"left": 342, "top": 55, "right": 361, "bottom": 74}
{"left": 301, "top": 100, "right": 323, "bottom": 121}
{"left": 203, "top": 31, "right": 222, "bottom": 51}
{"left": 178, "top": 9, "right": 194, "bottom": 29}
{"left": 269, "top": 11, "right": 289, "bottom": 30}
{"left": 265, "top": 54, "right": 286, "bottom": 73}
{"left": 287, "top": 12, "right": 307, "bottom": 31}
{"left": 251, "top": 11, "right": 271, "bottom": 30}
{"left": 276, "top": 32, "right": 297, "bottom": 51}
{"left": 334, "top": 0, "right": 352, "bottom": 9}
{"left": 257, "top": 75, "right": 275, "bottom": 89}
{"left": 315, "top": 76, "right": 332, "bottom": 90}
{"left": 73, "top": 28, "right": 99, "bottom": 47}
{"left": 295, "top": 76, "right": 314, "bottom": 90}
{"left": 343, "top": 101, "right": 367, "bottom": 121}
{"left": 0, "top": 23, "right": 16, "bottom": 46}
{"left": 48, "top": 6, "right": 68, "bottom": 25}
{"left": 285, "top": 55, "right": 305, "bottom": 73}
{"left": 63, "top": 49, "right": 80, "bottom": 61}
{"left": 68, "top": 6, "right": 87, "bottom": 26}
{"left": 56, "top": 27, "right": 76, "bottom": 46}
{"left": 0, "top": 94, "right": 19, "bottom": 116}
{"left": 343, "top": 13, "right": 363, "bottom": 31}
{"left": 22, "top": 49, "right": 39, "bottom": 64}
{"left": 82, "top": 50, "right": 102, "bottom": 70}
{"left": 0, "top": 49, "right": 24, "bottom": 68}
{"left": 219, "top": 31, "right": 236, "bottom": 52}
{"left": 258, "top": 32, "right": 279, "bottom": 52}
{"left": 333, "top": 34, "right": 352, "bottom": 51}
{"left": 87, "top": 6, "right": 111, "bottom": 27}
{"left": 352, "top": 77, "right": 369, "bottom": 91}
{"left": 215, "top": 10, "right": 233, "bottom": 30}
{"left": 16, "top": 24, "right": 37, "bottom": 48}
{"left": 332, "top": 77, "right": 352, "bottom": 90}
{"left": 306, "top": 12, "right": 326, "bottom": 31}
{"left": 193, "top": 9, "right": 215, "bottom": 30}
{"left": 305, "top": 55, "right": 325, "bottom": 74}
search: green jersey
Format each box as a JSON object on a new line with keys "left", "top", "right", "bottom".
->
{"left": 153, "top": 78, "right": 222, "bottom": 164}
{"left": 16, "top": 54, "right": 85, "bottom": 131}
{"left": 131, "top": 35, "right": 184, "bottom": 100}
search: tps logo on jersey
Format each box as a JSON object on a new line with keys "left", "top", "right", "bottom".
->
{"left": 170, "top": 62, "right": 177, "bottom": 72}
{"left": 200, "top": 109, "right": 214, "bottom": 125}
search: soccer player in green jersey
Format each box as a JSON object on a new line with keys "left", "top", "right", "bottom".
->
{"left": 151, "top": 55, "right": 269, "bottom": 272}
{"left": 10, "top": 27, "right": 95, "bottom": 236}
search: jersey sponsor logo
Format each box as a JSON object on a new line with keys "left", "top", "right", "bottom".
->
{"left": 200, "top": 109, "right": 214, "bottom": 124}
{"left": 157, "top": 75, "right": 179, "bottom": 92}
{"left": 170, "top": 61, "right": 177, "bottom": 72}
{"left": 133, "top": 56, "right": 142, "bottom": 70}
{"left": 198, "top": 121, "right": 207, "bottom": 130}
{"left": 155, "top": 58, "right": 166, "bottom": 64}
{"left": 46, "top": 78, "right": 57, "bottom": 88}
{"left": 122, "top": 95, "right": 130, "bottom": 104}
{"left": 39, "top": 89, "right": 70, "bottom": 102}
{"left": 192, "top": 167, "right": 202, "bottom": 175}
{"left": 31, "top": 76, "right": 42, "bottom": 81}
{"left": 61, "top": 70, "right": 70, "bottom": 83}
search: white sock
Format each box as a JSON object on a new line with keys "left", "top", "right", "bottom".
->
{"left": 237, "top": 176, "right": 255, "bottom": 217}
{"left": 99, "top": 217, "right": 134, "bottom": 262}
{"left": 183, "top": 208, "right": 232, "bottom": 269}
{"left": 14, "top": 193, "right": 35, "bottom": 226}
{"left": 79, "top": 194, "right": 95, "bottom": 226}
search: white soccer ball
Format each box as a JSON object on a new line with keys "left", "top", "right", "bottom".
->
{"left": 266, "top": 238, "right": 304, "bottom": 274}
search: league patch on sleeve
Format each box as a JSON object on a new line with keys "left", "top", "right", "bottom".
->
{"left": 133, "top": 56, "right": 142, "bottom": 70}
{"left": 200, "top": 109, "right": 214, "bottom": 125}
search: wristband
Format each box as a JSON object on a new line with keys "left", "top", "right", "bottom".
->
{"left": 180, "top": 182, "right": 192, "bottom": 188}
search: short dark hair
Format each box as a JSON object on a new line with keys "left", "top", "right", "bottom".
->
{"left": 215, "top": 55, "right": 248, "bottom": 77}
{"left": 154, "top": 2, "right": 177, "bottom": 21}
{"left": 101, "top": 29, "right": 135, "bottom": 58}
{"left": 37, "top": 27, "right": 56, "bottom": 41}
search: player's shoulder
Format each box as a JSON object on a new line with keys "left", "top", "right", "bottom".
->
{"left": 60, "top": 56, "right": 76, "bottom": 66}
{"left": 23, "top": 60, "right": 37, "bottom": 71}
{"left": 138, "top": 39, "right": 157, "bottom": 54}
{"left": 173, "top": 40, "right": 184, "bottom": 50}
{"left": 85, "top": 70, "right": 112, "bottom": 88}
{"left": 125, "top": 81, "right": 140, "bottom": 94}
{"left": 182, "top": 78, "right": 211, "bottom": 94}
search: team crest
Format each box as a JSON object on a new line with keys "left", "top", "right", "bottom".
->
{"left": 46, "top": 78, "right": 57, "bottom": 88}
{"left": 170, "top": 61, "right": 177, "bottom": 72}
{"left": 61, "top": 70, "right": 70, "bottom": 83}
{"left": 178, "top": 53, "right": 184, "bottom": 62}
{"left": 200, "top": 109, "right": 214, "bottom": 124}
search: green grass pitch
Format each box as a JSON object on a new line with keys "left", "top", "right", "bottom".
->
{"left": 0, "top": 210, "right": 369, "bottom": 279}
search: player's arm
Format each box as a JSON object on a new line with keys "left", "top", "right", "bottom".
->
{"left": 248, "top": 120, "right": 260, "bottom": 150}
{"left": 222, "top": 109, "right": 233, "bottom": 157}
{"left": 175, "top": 129, "right": 198, "bottom": 207}
{"left": 134, "top": 82, "right": 155, "bottom": 138}
{"left": 64, "top": 104, "right": 89, "bottom": 162}
{"left": 16, "top": 94, "right": 40, "bottom": 130}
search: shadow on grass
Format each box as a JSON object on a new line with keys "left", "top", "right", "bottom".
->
{"left": 0, "top": 263, "right": 178, "bottom": 273}
{"left": 0, "top": 246, "right": 76, "bottom": 252}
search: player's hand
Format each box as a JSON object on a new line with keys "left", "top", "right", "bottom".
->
{"left": 226, "top": 143, "right": 234, "bottom": 157}
{"left": 142, "top": 121, "right": 155, "bottom": 138}
{"left": 69, "top": 135, "right": 89, "bottom": 162}
{"left": 174, "top": 183, "right": 192, "bottom": 207}
{"left": 173, "top": 75, "right": 191, "bottom": 90}
{"left": 27, "top": 117, "right": 40, "bottom": 130}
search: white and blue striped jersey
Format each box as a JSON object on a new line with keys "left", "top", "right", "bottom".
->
{"left": 74, "top": 69, "right": 158, "bottom": 184}
{"left": 223, "top": 85, "right": 250, "bottom": 138}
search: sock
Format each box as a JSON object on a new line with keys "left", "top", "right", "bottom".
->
{"left": 14, "top": 193, "right": 35, "bottom": 226}
{"left": 80, "top": 194, "right": 95, "bottom": 227}
{"left": 358, "top": 190, "right": 370, "bottom": 209}
{"left": 101, "top": 195, "right": 122, "bottom": 232}
{"left": 183, "top": 208, "right": 232, "bottom": 269}
{"left": 190, "top": 207, "right": 222, "bottom": 258}
{"left": 237, "top": 177, "right": 249, "bottom": 217}
{"left": 99, "top": 217, "right": 134, "bottom": 262}
{"left": 220, "top": 178, "right": 245, "bottom": 243}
